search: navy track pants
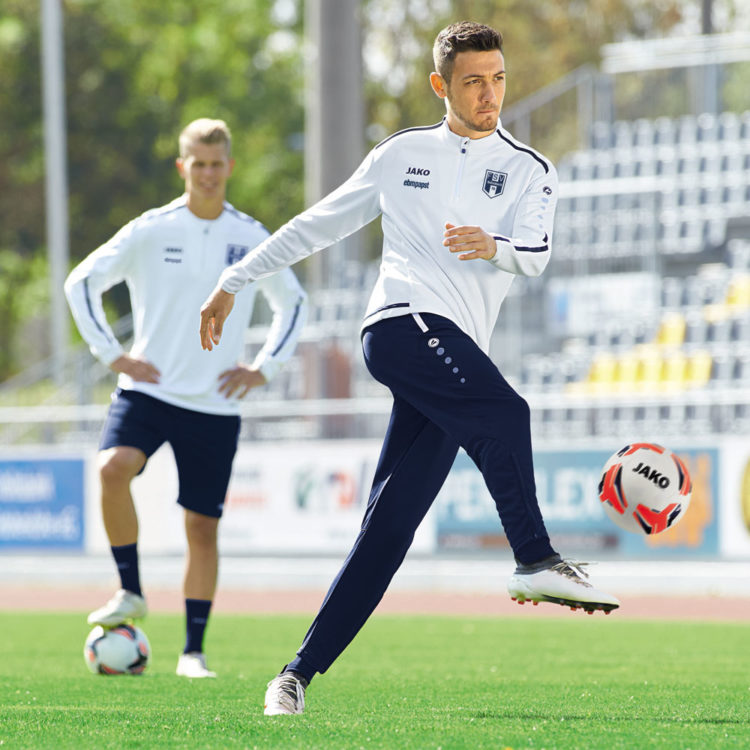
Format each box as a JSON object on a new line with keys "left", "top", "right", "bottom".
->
{"left": 296, "top": 313, "right": 555, "bottom": 674}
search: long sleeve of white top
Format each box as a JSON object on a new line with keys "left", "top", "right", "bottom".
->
{"left": 219, "top": 152, "right": 382, "bottom": 293}
{"left": 250, "top": 269, "right": 308, "bottom": 382}
{"left": 64, "top": 222, "right": 133, "bottom": 366}
{"left": 488, "top": 164, "right": 557, "bottom": 277}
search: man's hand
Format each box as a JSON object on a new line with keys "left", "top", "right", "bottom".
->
{"left": 218, "top": 365, "right": 267, "bottom": 399}
{"left": 200, "top": 286, "right": 235, "bottom": 351}
{"left": 443, "top": 222, "right": 497, "bottom": 261}
{"left": 110, "top": 354, "right": 161, "bottom": 383}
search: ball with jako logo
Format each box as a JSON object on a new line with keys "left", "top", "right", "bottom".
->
{"left": 598, "top": 443, "right": 692, "bottom": 535}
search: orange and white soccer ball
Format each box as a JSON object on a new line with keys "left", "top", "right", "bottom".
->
{"left": 84, "top": 624, "right": 150, "bottom": 675}
{"left": 598, "top": 443, "right": 692, "bottom": 535}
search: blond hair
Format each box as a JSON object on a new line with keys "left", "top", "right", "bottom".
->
{"left": 178, "top": 118, "right": 232, "bottom": 158}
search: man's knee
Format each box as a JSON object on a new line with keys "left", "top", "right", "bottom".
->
{"left": 185, "top": 510, "right": 219, "bottom": 548}
{"left": 98, "top": 447, "right": 146, "bottom": 488}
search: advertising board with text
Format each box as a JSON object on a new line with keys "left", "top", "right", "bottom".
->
{"left": 0, "top": 457, "right": 85, "bottom": 550}
{"left": 435, "top": 446, "right": 719, "bottom": 557}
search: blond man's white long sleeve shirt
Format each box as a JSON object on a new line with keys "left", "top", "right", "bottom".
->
{"left": 218, "top": 118, "right": 557, "bottom": 354}
{"left": 65, "top": 196, "right": 307, "bottom": 415}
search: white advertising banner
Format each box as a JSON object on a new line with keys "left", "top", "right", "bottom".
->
{"left": 719, "top": 438, "right": 750, "bottom": 558}
{"left": 82, "top": 439, "right": 435, "bottom": 556}
{"left": 9, "top": 435, "right": 750, "bottom": 561}
{"left": 219, "top": 439, "right": 435, "bottom": 555}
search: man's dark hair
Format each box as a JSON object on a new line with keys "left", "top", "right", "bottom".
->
{"left": 433, "top": 21, "right": 503, "bottom": 83}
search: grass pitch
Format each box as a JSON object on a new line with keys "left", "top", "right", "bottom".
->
{"left": 1, "top": 611, "right": 748, "bottom": 749}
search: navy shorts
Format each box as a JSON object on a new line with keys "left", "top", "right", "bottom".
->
{"left": 99, "top": 389, "right": 240, "bottom": 518}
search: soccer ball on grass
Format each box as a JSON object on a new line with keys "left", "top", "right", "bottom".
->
{"left": 598, "top": 442, "right": 692, "bottom": 535}
{"left": 84, "top": 624, "right": 150, "bottom": 675}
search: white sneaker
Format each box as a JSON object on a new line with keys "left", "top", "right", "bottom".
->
{"left": 87, "top": 589, "right": 148, "bottom": 626}
{"left": 176, "top": 652, "right": 217, "bottom": 678}
{"left": 264, "top": 672, "right": 307, "bottom": 715}
{"left": 508, "top": 558, "right": 620, "bottom": 614}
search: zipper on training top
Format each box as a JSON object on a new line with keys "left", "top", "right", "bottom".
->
{"left": 452, "top": 137, "right": 470, "bottom": 201}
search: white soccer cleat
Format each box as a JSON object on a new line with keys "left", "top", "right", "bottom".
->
{"left": 176, "top": 652, "right": 217, "bottom": 678}
{"left": 87, "top": 588, "right": 148, "bottom": 626}
{"left": 507, "top": 558, "right": 620, "bottom": 614}
{"left": 264, "top": 672, "right": 307, "bottom": 715}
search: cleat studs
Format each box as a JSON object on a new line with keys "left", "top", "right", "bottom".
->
{"left": 532, "top": 600, "right": 539, "bottom": 606}
{"left": 511, "top": 597, "right": 517, "bottom": 601}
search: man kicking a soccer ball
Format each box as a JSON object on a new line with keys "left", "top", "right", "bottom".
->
{"left": 65, "top": 119, "right": 307, "bottom": 679}
{"left": 199, "top": 22, "right": 619, "bottom": 713}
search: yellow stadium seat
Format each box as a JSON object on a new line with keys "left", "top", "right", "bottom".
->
{"left": 726, "top": 274, "right": 750, "bottom": 308}
{"left": 613, "top": 353, "right": 639, "bottom": 393}
{"left": 635, "top": 345, "right": 663, "bottom": 393}
{"left": 586, "top": 352, "right": 617, "bottom": 394}
{"left": 660, "top": 351, "right": 688, "bottom": 392}
{"left": 656, "top": 313, "right": 686, "bottom": 347}
{"left": 685, "top": 350, "right": 713, "bottom": 388}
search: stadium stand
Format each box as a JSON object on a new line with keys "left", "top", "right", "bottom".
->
{"left": 514, "top": 108, "right": 750, "bottom": 440}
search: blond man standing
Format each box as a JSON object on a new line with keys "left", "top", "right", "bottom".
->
{"left": 66, "top": 119, "right": 307, "bottom": 677}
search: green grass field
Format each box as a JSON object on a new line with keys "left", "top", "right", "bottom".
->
{"left": 1, "top": 612, "right": 748, "bottom": 749}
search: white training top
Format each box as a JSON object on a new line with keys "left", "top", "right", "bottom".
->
{"left": 65, "top": 195, "right": 307, "bottom": 415}
{"left": 219, "top": 118, "right": 557, "bottom": 354}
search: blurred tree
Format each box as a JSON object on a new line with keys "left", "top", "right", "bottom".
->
{"left": 360, "top": 0, "right": 688, "bottom": 159}
{"left": 0, "top": 0, "right": 306, "bottom": 263}
{"left": 0, "top": 250, "right": 48, "bottom": 379}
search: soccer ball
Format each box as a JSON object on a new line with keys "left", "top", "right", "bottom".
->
{"left": 598, "top": 442, "right": 692, "bottom": 535}
{"left": 83, "top": 624, "right": 150, "bottom": 675}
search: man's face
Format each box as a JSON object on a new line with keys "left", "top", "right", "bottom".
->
{"left": 432, "top": 49, "right": 506, "bottom": 138}
{"left": 176, "top": 141, "right": 234, "bottom": 202}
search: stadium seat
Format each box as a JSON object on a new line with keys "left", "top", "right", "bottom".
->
{"left": 585, "top": 352, "right": 618, "bottom": 394}
{"left": 656, "top": 314, "right": 686, "bottom": 347}
{"left": 709, "top": 354, "right": 734, "bottom": 388}
{"left": 613, "top": 352, "right": 639, "bottom": 392}
{"left": 685, "top": 350, "right": 713, "bottom": 388}
{"left": 635, "top": 346, "right": 664, "bottom": 393}
{"left": 660, "top": 351, "right": 688, "bottom": 392}
{"left": 684, "top": 311, "right": 708, "bottom": 345}
{"left": 705, "top": 315, "right": 732, "bottom": 345}
{"left": 726, "top": 274, "right": 750, "bottom": 307}
{"left": 696, "top": 112, "right": 719, "bottom": 142}
{"left": 718, "top": 111, "right": 740, "bottom": 141}
{"left": 732, "top": 354, "right": 750, "bottom": 386}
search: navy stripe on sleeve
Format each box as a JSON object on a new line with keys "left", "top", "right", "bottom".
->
{"left": 375, "top": 121, "right": 444, "bottom": 150}
{"left": 493, "top": 233, "right": 549, "bottom": 253}
{"left": 271, "top": 297, "right": 304, "bottom": 356}
{"left": 363, "top": 302, "right": 410, "bottom": 318}
{"left": 84, "top": 278, "right": 115, "bottom": 343}
{"left": 496, "top": 131, "right": 551, "bottom": 174}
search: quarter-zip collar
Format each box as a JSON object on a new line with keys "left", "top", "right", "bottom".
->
{"left": 438, "top": 116, "right": 503, "bottom": 153}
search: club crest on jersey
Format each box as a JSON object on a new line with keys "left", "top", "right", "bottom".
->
{"left": 226, "top": 244, "right": 249, "bottom": 265}
{"left": 482, "top": 170, "right": 507, "bottom": 198}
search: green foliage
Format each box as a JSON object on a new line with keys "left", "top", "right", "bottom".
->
{"left": 1, "top": 612, "right": 750, "bottom": 748}
{"left": 0, "top": 0, "right": 306, "bottom": 265}
{"left": 0, "top": 249, "right": 49, "bottom": 379}
{"left": 361, "top": 2, "right": 682, "bottom": 140}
